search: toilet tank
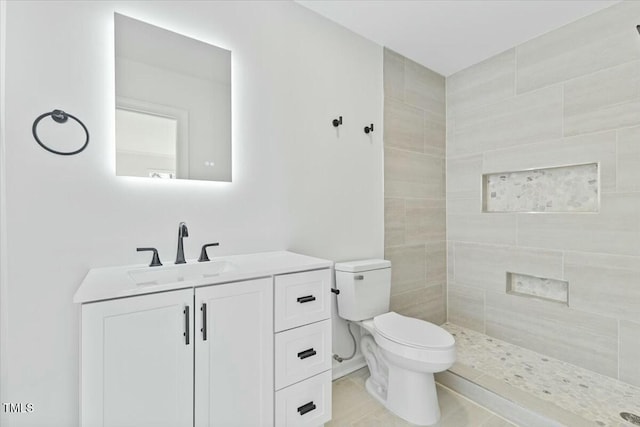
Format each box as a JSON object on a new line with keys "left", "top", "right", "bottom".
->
{"left": 334, "top": 259, "right": 391, "bottom": 321}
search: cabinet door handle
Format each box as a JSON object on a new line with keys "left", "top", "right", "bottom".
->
{"left": 201, "top": 303, "right": 207, "bottom": 341}
{"left": 354, "top": 275, "right": 364, "bottom": 280}
{"left": 297, "top": 401, "right": 316, "bottom": 416}
{"left": 183, "top": 306, "right": 190, "bottom": 345}
{"left": 297, "top": 348, "right": 317, "bottom": 360}
{"left": 297, "top": 295, "right": 316, "bottom": 303}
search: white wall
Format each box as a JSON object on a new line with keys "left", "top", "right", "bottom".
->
{"left": 0, "top": 1, "right": 383, "bottom": 425}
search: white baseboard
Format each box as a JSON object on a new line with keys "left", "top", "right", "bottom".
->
{"left": 331, "top": 355, "right": 366, "bottom": 380}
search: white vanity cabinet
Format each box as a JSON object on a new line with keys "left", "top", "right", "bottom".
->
{"left": 274, "top": 270, "right": 333, "bottom": 427}
{"left": 81, "top": 289, "right": 195, "bottom": 427}
{"left": 194, "top": 278, "right": 273, "bottom": 427}
{"left": 76, "top": 251, "right": 333, "bottom": 427}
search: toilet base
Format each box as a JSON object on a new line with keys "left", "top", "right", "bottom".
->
{"left": 357, "top": 319, "right": 451, "bottom": 426}
{"left": 364, "top": 376, "right": 387, "bottom": 405}
{"left": 364, "top": 368, "right": 441, "bottom": 426}
{"left": 387, "top": 363, "right": 441, "bottom": 425}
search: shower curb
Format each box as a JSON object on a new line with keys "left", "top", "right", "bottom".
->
{"left": 435, "top": 369, "right": 597, "bottom": 427}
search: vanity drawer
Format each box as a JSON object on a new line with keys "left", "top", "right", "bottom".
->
{"left": 275, "top": 269, "right": 331, "bottom": 332}
{"left": 275, "top": 319, "right": 331, "bottom": 390}
{"left": 275, "top": 370, "right": 332, "bottom": 427}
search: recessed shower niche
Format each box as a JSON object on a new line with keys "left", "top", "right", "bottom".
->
{"left": 507, "top": 272, "right": 569, "bottom": 305}
{"left": 482, "top": 163, "right": 599, "bottom": 213}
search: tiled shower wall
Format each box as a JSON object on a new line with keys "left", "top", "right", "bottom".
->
{"left": 446, "top": 1, "right": 640, "bottom": 386}
{"left": 383, "top": 48, "right": 446, "bottom": 325}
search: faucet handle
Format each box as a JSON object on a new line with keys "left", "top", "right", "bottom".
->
{"left": 198, "top": 243, "right": 219, "bottom": 262}
{"left": 137, "top": 247, "right": 163, "bottom": 267}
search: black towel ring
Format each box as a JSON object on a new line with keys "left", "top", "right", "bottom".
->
{"left": 32, "top": 109, "right": 89, "bottom": 156}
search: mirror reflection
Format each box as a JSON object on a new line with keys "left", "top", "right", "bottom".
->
{"left": 115, "top": 13, "right": 231, "bottom": 182}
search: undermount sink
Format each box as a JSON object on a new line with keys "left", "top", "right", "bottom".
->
{"left": 128, "top": 260, "right": 237, "bottom": 286}
{"left": 74, "top": 251, "right": 334, "bottom": 303}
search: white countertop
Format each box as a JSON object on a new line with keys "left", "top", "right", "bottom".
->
{"left": 74, "top": 251, "right": 333, "bottom": 303}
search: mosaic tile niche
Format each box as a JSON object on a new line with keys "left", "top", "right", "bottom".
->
{"left": 507, "top": 272, "right": 569, "bottom": 304}
{"left": 483, "top": 163, "right": 598, "bottom": 213}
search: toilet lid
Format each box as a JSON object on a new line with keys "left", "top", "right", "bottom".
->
{"left": 373, "top": 312, "right": 454, "bottom": 349}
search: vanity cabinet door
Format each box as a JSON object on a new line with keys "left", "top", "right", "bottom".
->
{"left": 81, "top": 289, "right": 194, "bottom": 427}
{"left": 194, "top": 278, "right": 274, "bottom": 427}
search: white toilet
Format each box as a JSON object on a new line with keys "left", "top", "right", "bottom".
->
{"left": 335, "top": 259, "right": 456, "bottom": 426}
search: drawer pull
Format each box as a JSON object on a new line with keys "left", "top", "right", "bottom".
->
{"left": 355, "top": 275, "right": 364, "bottom": 280}
{"left": 297, "top": 295, "right": 316, "bottom": 304}
{"left": 297, "top": 348, "right": 317, "bottom": 360}
{"left": 297, "top": 401, "right": 316, "bottom": 416}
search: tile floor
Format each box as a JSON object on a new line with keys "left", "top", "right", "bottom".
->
{"left": 444, "top": 323, "right": 640, "bottom": 427}
{"left": 327, "top": 367, "right": 517, "bottom": 427}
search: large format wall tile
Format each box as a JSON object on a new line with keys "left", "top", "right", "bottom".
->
{"left": 405, "top": 198, "right": 446, "bottom": 243}
{"left": 564, "top": 61, "right": 640, "bottom": 136}
{"left": 450, "top": 86, "right": 563, "bottom": 157}
{"left": 485, "top": 291, "right": 618, "bottom": 377}
{"left": 517, "top": 193, "right": 640, "bottom": 256}
{"left": 404, "top": 57, "right": 445, "bottom": 115}
{"left": 447, "top": 49, "right": 515, "bottom": 117}
{"left": 391, "top": 284, "right": 446, "bottom": 325}
{"left": 383, "top": 47, "right": 404, "bottom": 100}
{"left": 448, "top": 285, "right": 485, "bottom": 332}
{"left": 384, "top": 148, "right": 445, "bottom": 199}
{"left": 446, "top": 197, "right": 481, "bottom": 216}
{"left": 426, "top": 241, "right": 446, "bottom": 286}
{"left": 617, "top": 125, "right": 640, "bottom": 192}
{"left": 564, "top": 251, "right": 640, "bottom": 322}
{"left": 384, "top": 98, "right": 424, "bottom": 152}
{"left": 447, "top": 241, "right": 455, "bottom": 284}
{"left": 446, "top": 1, "right": 640, "bottom": 388}
{"left": 447, "top": 213, "right": 517, "bottom": 245}
{"left": 384, "top": 48, "right": 446, "bottom": 330}
{"left": 516, "top": 1, "right": 640, "bottom": 94}
{"left": 384, "top": 198, "right": 405, "bottom": 246}
{"left": 482, "top": 131, "right": 617, "bottom": 193}
{"left": 385, "top": 244, "right": 426, "bottom": 295}
{"left": 446, "top": 116, "right": 455, "bottom": 152}
{"left": 453, "top": 242, "right": 563, "bottom": 292}
{"left": 565, "top": 99, "right": 640, "bottom": 138}
{"left": 424, "top": 109, "right": 446, "bottom": 156}
{"left": 447, "top": 154, "right": 483, "bottom": 200}
{"left": 620, "top": 320, "right": 640, "bottom": 388}
{"left": 385, "top": 179, "right": 438, "bottom": 200}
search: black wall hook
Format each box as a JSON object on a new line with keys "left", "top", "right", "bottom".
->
{"left": 364, "top": 124, "right": 374, "bottom": 134}
{"left": 332, "top": 116, "right": 343, "bottom": 127}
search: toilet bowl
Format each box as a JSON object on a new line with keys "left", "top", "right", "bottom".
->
{"left": 359, "top": 313, "right": 455, "bottom": 425}
{"left": 335, "top": 260, "right": 456, "bottom": 426}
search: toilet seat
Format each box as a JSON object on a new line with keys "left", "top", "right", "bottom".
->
{"left": 373, "top": 312, "right": 454, "bottom": 350}
{"left": 368, "top": 313, "right": 456, "bottom": 369}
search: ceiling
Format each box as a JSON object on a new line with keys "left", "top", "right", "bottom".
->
{"left": 295, "top": 0, "right": 621, "bottom": 76}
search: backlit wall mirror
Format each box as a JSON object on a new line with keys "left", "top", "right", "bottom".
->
{"left": 115, "top": 13, "right": 231, "bottom": 182}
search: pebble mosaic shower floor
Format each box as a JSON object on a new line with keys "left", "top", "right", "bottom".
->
{"left": 443, "top": 323, "right": 640, "bottom": 427}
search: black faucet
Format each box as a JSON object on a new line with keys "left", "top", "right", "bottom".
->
{"left": 198, "top": 243, "right": 220, "bottom": 262}
{"left": 137, "top": 247, "right": 162, "bottom": 267}
{"left": 175, "top": 222, "right": 189, "bottom": 264}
